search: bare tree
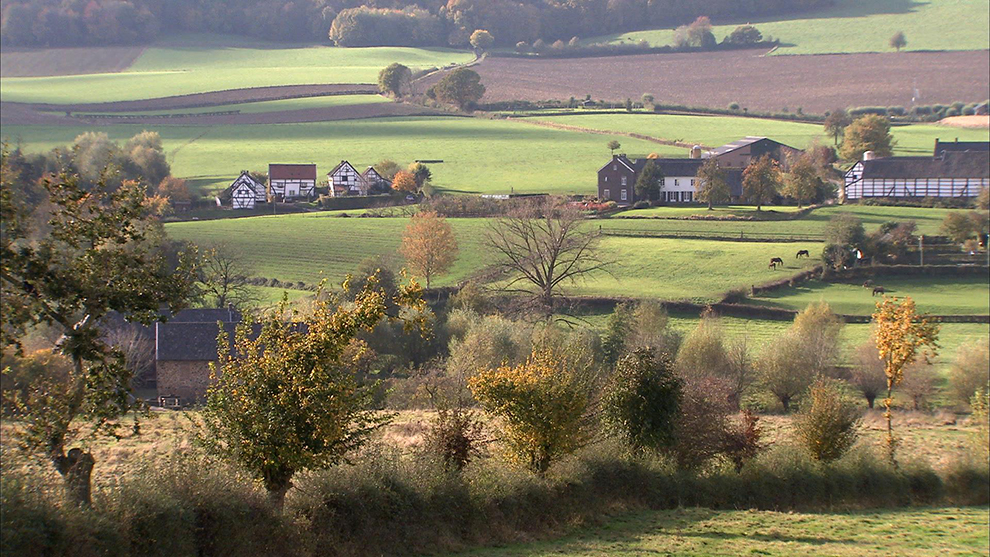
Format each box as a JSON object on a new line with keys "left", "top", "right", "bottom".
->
{"left": 102, "top": 324, "right": 155, "bottom": 389}
{"left": 199, "top": 243, "right": 259, "bottom": 310}
{"left": 484, "top": 197, "right": 611, "bottom": 318}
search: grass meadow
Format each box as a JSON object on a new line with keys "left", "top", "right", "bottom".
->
{"left": 453, "top": 506, "right": 990, "bottom": 556}
{"left": 1, "top": 117, "right": 673, "bottom": 196}
{"left": 587, "top": 0, "right": 990, "bottom": 56}
{"left": 749, "top": 276, "right": 990, "bottom": 315}
{"left": 605, "top": 205, "right": 975, "bottom": 237}
{"left": 530, "top": 113, "right": 990, "bottom": 154}
{"left": 0, "top": 38, "right": 473, "bottom": 104}
{"left": 71, "top": 94, "right": 391, "bottom": 116}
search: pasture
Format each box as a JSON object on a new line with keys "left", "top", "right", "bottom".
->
{"left": 71, "top": 94, "right": 391, "bottom": 116}
{"left": 604, "top": 205, "right": 975, "bottom": 237}
{"left": 0, "top": 38, "right": 473, "bottom": 104}
{"left": 526, "top": 113, "right": 990, "bottom": 155}
{"left": 1, "top": 117, "right": 672, "bottom": 196}
{"left": 589, "top": 0, "right": 990, "bottom": 56}
{"left": 455, "top": 506, "right": 990, "bottom": 557}
{"left": 748, "top": 276, "right": 990, "bottom": 316}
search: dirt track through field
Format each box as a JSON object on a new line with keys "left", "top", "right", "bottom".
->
{"left": 456, "top": 50, "right": 990, "bottom": 114}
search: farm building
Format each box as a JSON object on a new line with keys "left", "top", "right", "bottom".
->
{"left": 328, "top": 160, "right": 361, "bottom": 196}
{"left": 155, "top": 308, "right": 243, "bottom": 404}
{"left": 328, "top": 161, "right": 391, "bottom": 196}
{"left": 702, "top": 136, "right": 802, "bottom": 169}
{"left": 843, "top": 147, "right": 989, "bottom": 201}
{"left": 218, "top": 171, "right": 267, "bottom": 209}
{"left": 598, "top": 154, "right": 742, "bottom": 206}
{"left": 934, "top": 138, "right": 990, "bottom": 156}
{"left": 269, "top": 163, "right": 317, "bottom": 201}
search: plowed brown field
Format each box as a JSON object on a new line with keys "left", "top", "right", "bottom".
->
{"left": 0, "top": 46, "right": 145, "bottom": 77}
{"left": 457, "top": 50, "right": 990, "bottom": 114}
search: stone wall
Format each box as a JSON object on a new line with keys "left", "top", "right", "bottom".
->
{"left": 156, "top": 360, "right": 213, "bottom": 405}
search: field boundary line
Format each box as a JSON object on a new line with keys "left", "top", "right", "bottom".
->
{"left": 506, "top": 117, "right": 704, "bottom": 149}
{"left": 601, "top": 230, "right": 824, "bottom": 242}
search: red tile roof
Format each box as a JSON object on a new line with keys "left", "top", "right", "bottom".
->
{"left": 269, "top": 164, "right": 317, "bottom": 181}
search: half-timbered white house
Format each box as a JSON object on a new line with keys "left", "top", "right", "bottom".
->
{"left": 843, "top": 148, "right": 989, "bottom": 201}
{"left": 327, "top": 161, "right": 360, "bottom": 197}
{"left": 358, "top": 166, "right": 390, "bottom": 194}
{"left": 269, "top": 164, "right": 317, "bottom": 201}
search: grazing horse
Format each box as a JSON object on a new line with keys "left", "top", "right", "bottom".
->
{"left": 863, "top": 280, "right": 874, "bottom": 288}
{"left": 770, "top": 257, "right": 784, "bottom": 267}
{"left": 872, "top": 286, "right": 885, "bottom": 296}
{"left": 796, "top": 249, "right": 810, "bottom": 258}
{"left": 769, "top": 261, "right": 778, "bottom": 270}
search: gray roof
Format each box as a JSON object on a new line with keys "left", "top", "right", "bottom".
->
{"left": 707, "top": 136, "right": 775, "bottom": 157}
{"left": 934, "top": 139, "right": 990, "bottom": 156}
{"left": 156, "top": 322, "right": 239, "bottom": 361}
{"left": 860, "top": 151, "right": 990, "bottom": 180}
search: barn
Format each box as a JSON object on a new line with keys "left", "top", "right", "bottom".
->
{"left": 843, "top": 147, "right": 989, "bottom": 201}
{"left": 269, "top": 163, "right": 317, "bottom": 201}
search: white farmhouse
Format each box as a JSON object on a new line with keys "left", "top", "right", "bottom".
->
{"left": 269, "top": 164, "right": 317, "bottom": 201}
{"left": 843, "top": 146, "right": 989, "bottom": 201}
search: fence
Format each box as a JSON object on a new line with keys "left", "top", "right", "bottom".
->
{"left": 601, "top": 229, "right": 824, "bottom": 243}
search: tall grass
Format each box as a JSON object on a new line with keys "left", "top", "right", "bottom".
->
{"left": 3, "top": 439, "right": 986, "bottom": 556}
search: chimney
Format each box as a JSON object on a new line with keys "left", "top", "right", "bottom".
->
{"left": 863, "top": 150, "right": 876, "bottom": 161}
{"left": 690, "top": 145, "right": 702, "bottom": 159}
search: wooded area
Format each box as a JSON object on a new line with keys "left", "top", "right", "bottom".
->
{"left": 1, "top": 0, "right": 830, "bottom": 47}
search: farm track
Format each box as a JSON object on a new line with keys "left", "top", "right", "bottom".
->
{"left": 448, "top": 49, "right": 990, "bottom": 114}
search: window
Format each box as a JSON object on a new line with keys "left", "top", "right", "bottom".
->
{"left": 660, "top": 178, "right": 665, "bottom": 187}
{"left": 604, "top": 176, "right": 608, "bottom": 182}
{"left": 691, "top": 179, "right": 695, "bottom": 186}
{"left": 621, "top": 189, "right": 627, "bottom": 201}
{"left": 674, "top": 179, "right": 679, "bottom": 186}
{"left": 621, "top": 176, "right": 627, "bottom": 186}
{"left": 613, "top": 165, "right": 617, "bottom": 170}
{"left": 687, "top": 191, "right": 693, "bottom": 202}
{"left": 604, "top": 189, "right": 610, "bottom": 199}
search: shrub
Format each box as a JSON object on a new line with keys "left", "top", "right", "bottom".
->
{"left": 602, "top": 348, "right": 682, "bottom": 454}
{"left": 469, "top": 351, "right": 596, "bottom": 474}
{"left": 728, "top": 102, "right": 740, "bottom": 110}
{"left": 900, "top": 361, "right": 937, "bottom": 411}
{"left": 852, "top": 340, "right": 888, "bottom": 408}
{"left": 971, "top": 384, "right": 990, "bottom": 463}
{"left": 632, "top": 200, "right": 650, "bottom": 209}
{"left": 671, "top": 374, "right": 734, "bottom": 469}
{"left": 794, "top": 378, "right": 861, "bottom": 462}
{"left": 722, "top": 410, "right": 764, "bottom": 472}
{"left": 423, "top": 405, "right": 487, "bottom": 471}
{"left": 948, "top": 340, "right": 990, "bottom": 407}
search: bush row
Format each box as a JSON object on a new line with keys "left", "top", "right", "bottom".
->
{"left": 3, "top": 443, "right": 986, "bottom": 557}
{"left": 849, "top": 100, "right": 988, "bottom": 121}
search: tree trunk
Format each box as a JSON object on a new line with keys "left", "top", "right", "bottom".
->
{"left": 707, "top": 200, "right": 713, "bottom": 211}
{"left": 780, "top": 395, "right": 790, "bottom": 413}
{"left": 756, "top": 203, "right": 762, "bottom": 212}
{"left": 266, "top": 481, "right": 292, "bottom": 513}
{"left": 866, "top": 395, "right": 875, "bottom": 409}
{"left": 52, "top": 448, "right": 95, "bottom": 506}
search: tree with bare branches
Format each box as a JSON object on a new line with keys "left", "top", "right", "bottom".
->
{"left": 484, "top": 198, "right": 611, "bottom": 318}
{"left": 199, "top": 243, "right": 260, "bottom": 310}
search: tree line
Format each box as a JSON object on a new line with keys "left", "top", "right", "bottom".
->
{"left": 1, "top": 0, "right": 830, "bottom": 48}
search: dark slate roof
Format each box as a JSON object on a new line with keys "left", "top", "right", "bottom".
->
{"left": 163, "top": 308, "right": 242, "bottom": 322}
{"left": 934, "top": 139, "right": 990, "bottom": 156}
{"left": 860, "top": 151, "right": 990, "bottom": 179}
{"left": 156, "top": 322, "right": 239, "bottom": 361}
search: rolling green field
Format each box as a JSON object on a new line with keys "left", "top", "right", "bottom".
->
{"left": 454, "top": 506, "right": 990, "bottom": 556}
{"left": 0, "top": 39, "right": 473, "bottom": 104}
{"left": 617, "top": 205, "right": 805, "bottom": 218}
{"left": 165, "top": 214, "right": 825, "bottom": 300}
{"left": 71, "top": 94, "right": 390, "bottom": 116}
{"left": 588, "top": 0, "right": 990, "bottom": 56}
{"left": 604, "top": 205, "right": 975, "bottom": 237}
{"left": 1, "top": 117, "right": 673, "bottom": 196}
{"left": 749, "top": 276, "right": 990, "bottom": 315}
{"left": 531, "top": 113, "right": 990, "bottom": 155}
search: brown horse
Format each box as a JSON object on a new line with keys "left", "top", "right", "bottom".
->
{"left": 872, "top": 286, "right": 885, "bottom": 296}
{"left": 796, "top": 249, "right": 810, "bottom": 258}
{"left": 770, "top": 257, "right": 784, "bottom": 267}
{"left": 769, "top": 262, "right": 778, "bottom": 270}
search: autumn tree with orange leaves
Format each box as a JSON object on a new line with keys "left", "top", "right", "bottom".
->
{"left": 872, "top": 296, "right": 939, "bottom": 467}
{"left": 401, "top": 211, "right": 458, "bottom": 288}
{"left": 392, "top": 171, "right": 418, "bottom": 193}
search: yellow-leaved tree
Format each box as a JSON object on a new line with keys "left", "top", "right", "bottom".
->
{"left": 872, "top": 296, "right": 939, "bottom": 466}
{"left": 200, "top": 275, "right": 425, "bottom": 511}
{"left": 400, "top": 211, "right": 458, "bottom": 289}
{"left": 469, "top": 351, "right": 594, "bottom": 474}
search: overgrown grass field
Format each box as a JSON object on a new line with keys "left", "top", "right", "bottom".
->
{"left": 530, "top": 113, "right": 990, "bottom": 154}
{"left": 0, "top": 37, "right": 473, "bottom": 104}
{"left": 454, "top": 506, "right": 990, "bottom": 556}
{"left": 587, "top": 0, "right": 990, "bottom": 56}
